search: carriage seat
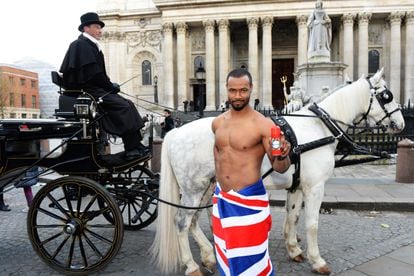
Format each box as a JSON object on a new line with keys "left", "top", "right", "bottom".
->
{"left": 51, "top": 71, "right": 97, "bottom": 120}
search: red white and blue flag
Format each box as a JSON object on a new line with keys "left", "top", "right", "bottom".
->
{"left": 212, "top": 179, "right": 274, "bottom": 276}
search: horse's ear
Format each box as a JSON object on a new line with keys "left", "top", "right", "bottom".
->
{"left": 371, "top": 67, "right": 384, "bottom": 84}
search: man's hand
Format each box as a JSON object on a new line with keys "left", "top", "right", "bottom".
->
{"left": 112, "top": 82, "right": 120, "bottom": 93}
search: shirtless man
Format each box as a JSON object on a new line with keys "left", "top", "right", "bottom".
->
{"left": 212, "top": 68, "right": 291, "bottom": 275}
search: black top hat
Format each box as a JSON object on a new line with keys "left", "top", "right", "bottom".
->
{"left": 78, "top": 12, "right": 105, "bottom": 32}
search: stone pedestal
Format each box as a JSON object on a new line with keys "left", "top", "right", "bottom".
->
{"left": 297, "top": 62, "right": 347, "bottom": 101}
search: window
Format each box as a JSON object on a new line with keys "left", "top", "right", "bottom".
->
{"left": 32, "top": 114, "right": 38, "bottom": 119}
{"left": 20, "top": 78, "right": 26, "bottom": 86}
{"left": 9, "top": 113, "right": 16, "bottom": 118}
{"left": 368, "top": 50, "right": 380, "bottom": 75}
{"left": 22, "top": 113, "right": 27, "bottom": 118}
{"left": 8, "top": 76, "right": 14, "bottom": 85}
{"left": 9, "top": 93, "right": 14, "bottom": 106}
{"left": 194, "top": 56, "right": 205, "bottom": 77}
{"left": 32, "top": 95, "right": 36, "bottom": 108}
{"left": 31, "top": 80, "right": 36, "bottom": 88}
{"left": 142, "top": 60, "right": 152, "bottom": 85}
{"left": 21, "top": 94, "right": 26, "bottom": 107}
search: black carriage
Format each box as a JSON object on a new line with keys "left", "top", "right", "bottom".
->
{"left": 0, "top": 72, "right": 159, "bottom": 274}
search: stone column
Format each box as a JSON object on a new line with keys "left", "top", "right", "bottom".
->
{"left": 296, "top": 15, "right": 308, "bottom": 66}
{"left": 262, "top": 16, "right": 273, "bottom": 108}
{"left": 218, "top": 19, "right": 230, "bottom": 103}
{"left": 203, "top": 20, "right": 216, "bottom": 110}
{"left": 342, "top": 13, "right": 355, "bottom": 80}
{"left": 389, "top": 12, "right": 403, "bottom": 103}
{"left": 247, "top": 17, "right": 259, "bottom": 103}
{"left": 357, "top": 12, "right": 371, "bottom": 78}
{"left": 405, "top": 12, "right": 414, "bottom": 104}
{"left": 162, "top": 22, "right": 174, "bottom": 108}
{"left": 176, "top": 22, "right": 188, "bottom": 111}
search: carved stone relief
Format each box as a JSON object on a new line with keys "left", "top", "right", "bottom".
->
{"left": 126, "top": 30, "right": 162, "bottom": 52}
{"left": 369, "top": 24, "right": 383, "bottom": 45}
{"left": 191, "top": 30, "right": 205, "bottom": 52}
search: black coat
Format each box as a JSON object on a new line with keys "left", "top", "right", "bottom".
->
{"left": 59, "top": 35, "right": 144, "bottom": 136}
{"left": 161, "top": 116, "right": 175, "bottom": 138}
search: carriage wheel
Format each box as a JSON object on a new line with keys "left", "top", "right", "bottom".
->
{"left": 27, "top": 176, "right": 123, "bottom": 275}
{"left": 100, "top": 166, "right": 159, "bottom": 231}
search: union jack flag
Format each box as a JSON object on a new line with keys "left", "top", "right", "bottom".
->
{"left": 212, "top": 179, "right": 274, "bottom": 276}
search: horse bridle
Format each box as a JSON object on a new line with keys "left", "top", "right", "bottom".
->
{"left": 353, "top": 78, "right": 401, "bottom": 128}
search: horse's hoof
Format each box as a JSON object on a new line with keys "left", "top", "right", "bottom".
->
{"left": 187, "top": 269, "right": 203, "bottom": 276}
{"left": 202, "top": 262, "right": 216, "bottom": 275}
{"left": 311, "top": 264, "right": 332, "bottom": 275}
{"left": 292, "top": 253, "right": 306, "bottom": 263}
{"left": 296, "top": 234, "right": 301, "bottom": 242}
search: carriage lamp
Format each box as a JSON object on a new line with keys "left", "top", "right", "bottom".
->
{"left": 74, "top": 95, "right": 95, "bottom": 119}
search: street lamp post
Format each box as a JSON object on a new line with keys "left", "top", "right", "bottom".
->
{"left": 153, "top": 75, "right": 158, "bottom": 104}
{"left": 195, "top": 66, "right": 206, "bottom": 117}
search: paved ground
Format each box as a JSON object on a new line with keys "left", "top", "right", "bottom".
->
{"left": 0, "top": 162, "right": 413, "bottom": 275}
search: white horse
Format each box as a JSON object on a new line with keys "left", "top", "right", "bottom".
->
{"left": 150, "top": 69, "right": 405, "bottom": 275}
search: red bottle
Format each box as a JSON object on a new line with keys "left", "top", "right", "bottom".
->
{"left": 271, "top": 125, "right": 282, "bottom": 156}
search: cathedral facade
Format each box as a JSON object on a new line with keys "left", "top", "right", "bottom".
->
{"left": 97, "top": 0, "right": 414, "bottom": 111}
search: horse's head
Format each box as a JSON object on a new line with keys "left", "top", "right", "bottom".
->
{"left": 353, "top": 68, "right": 405, "bottom": 133}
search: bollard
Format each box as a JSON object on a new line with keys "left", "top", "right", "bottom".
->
{"left": 150, "top": 137, "right": 163, "bottom": 174}
{"left": 395, "top": 138, "right": 414, "bottom": 183}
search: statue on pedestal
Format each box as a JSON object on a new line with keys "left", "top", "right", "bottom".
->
{"left": 307, "top": 0, "right": 331, "bottom": 62}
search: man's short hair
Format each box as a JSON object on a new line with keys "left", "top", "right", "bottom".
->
{"left": 164, "top": 109, "right": 171, "bottom": 115}
{"left": 226, "top": 68, "right": 252, "bottom": 85}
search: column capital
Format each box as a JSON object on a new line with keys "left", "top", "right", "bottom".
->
{"left": 218, "top": 19, "right": 229, "bottom": 31}
{"left": 342, "top": 13, "right": 355, "bottom": 25}
{"left": 247, "top": 17, "right": 259, "bottom": 30}
{"left": 203, "top": 19, "right": 215, "bottom": 32}
{"left": 407, "top": 11, "right": 414, "bottom": 23}
{"left": 175, "top": 22, "right": 188, "bottom": 34}
{"left": 261, "top": 16, "right": 273, "bottom": 27}
{"left": 296, "top": 14, "right": 308, "bottom": 26}
{"left": 358, "top": 12, "right": 372, "bottom": 24}
{"left": 388, "top": 12, "right": 404, "bottom": 24}
{"left": 162, "top": 22, "right": 174, "bottom": 33}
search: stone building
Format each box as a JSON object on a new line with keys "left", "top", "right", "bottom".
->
{"left": 96, "top": 0, "right": 414, "bottom": 111}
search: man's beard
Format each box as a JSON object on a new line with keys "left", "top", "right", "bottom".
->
{"left": 230, "top": 96, "right": 250, "bottom": 111}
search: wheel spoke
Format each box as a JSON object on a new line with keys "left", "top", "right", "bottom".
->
{"left": 85, "top": 228, "right": 114, "bottom": 245}
{"left": 46, "top": 193, "right": 70, "bottom": 219}
{"left": 62, "top": 185, "right": 75, "bottom": 217}
{"left": 37, "top": 207, "right": 67, "bottom": 222}
{"left": 51, "top": 235, "right": 71, "bottom": 259}
{"left": 78, "top": 234, "right": 89, "bottom": 268}
{"left": 34, "top": 224, "right": 66, "bottom": 229}
{"left": 88, "top": 224, "right": 116, "bottom": 229}
{"left": 82, "top": 232, "right": 104, "bottom": 258}
{"left": 39, "top": 231, "right": 65, "bottom": 246}
{"left": 66, "top": 236, "right": 76, "bottom": 268}
{"left": 79, "top": 194, "right": 98, "bottom": 220}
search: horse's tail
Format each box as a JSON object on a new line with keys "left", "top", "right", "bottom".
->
{"left": 149, "top": 131, "right": 181, "bottom": 274}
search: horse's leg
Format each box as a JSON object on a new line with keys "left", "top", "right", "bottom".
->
{"left": 175, "top": 209, "right": 202, "bottom": 275}
{"left": 303, "top": 183, "right": 331, "bottom": 275}
{"left": 189, "top": 189, "right": 216, "bottom": 273}
{"left": 189, "top": 212, "right": 216, "bottom": 274}
{"left": 283, "top": 189, "right": 305, "bottom": 262}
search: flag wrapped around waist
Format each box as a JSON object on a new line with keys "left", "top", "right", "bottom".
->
{"left": 212, "top": 179, "right": 274, "bottom": 276}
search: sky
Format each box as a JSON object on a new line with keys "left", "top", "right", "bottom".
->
{"left": 0, "top": 0, "right": 98, "bottom": 69}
